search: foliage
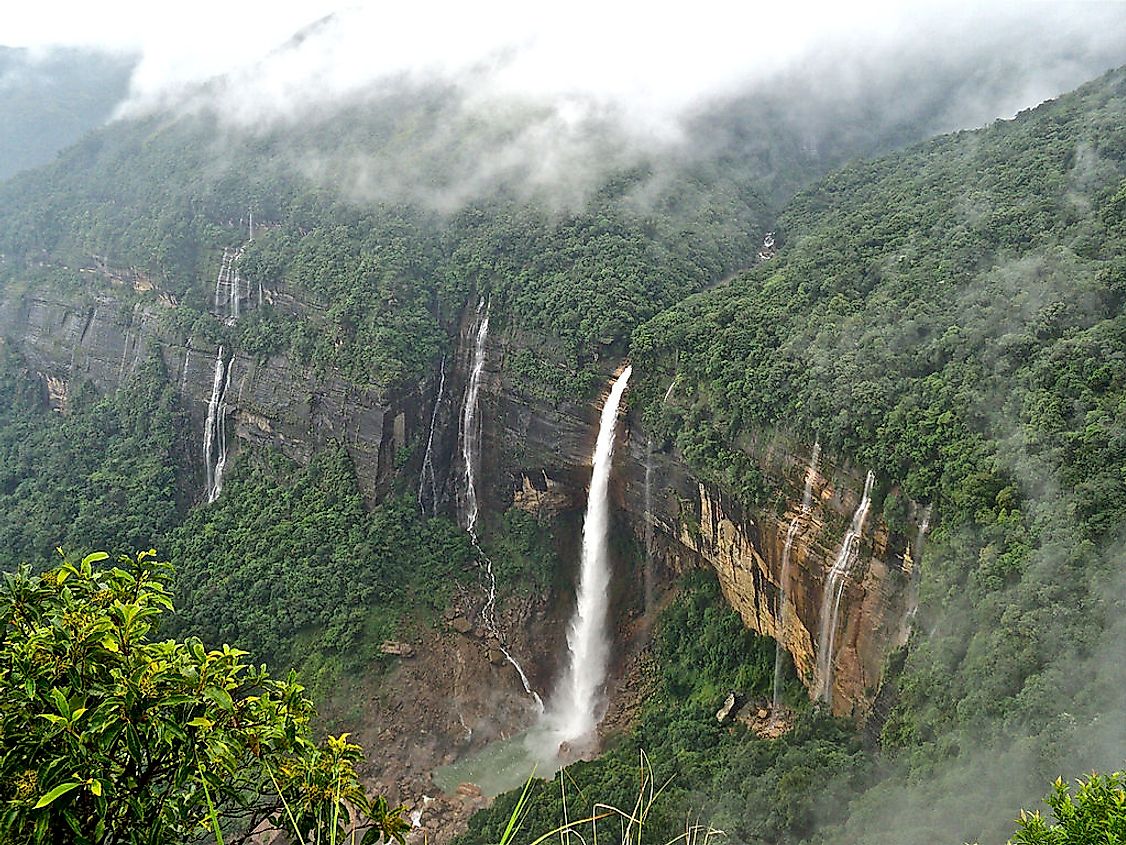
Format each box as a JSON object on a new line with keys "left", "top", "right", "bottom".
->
{"left": 165, "top": 447, "right": 476, "bottom": 676}
{"left": 459, "top": 576, "right": 869, "bottom": 845}
{"left": 0, "top": 549, "right": 409, "bottom": 845}
{"left": 1009, "top": 772, "right": 1126, "bottom": 845}
{"left": 0, "top": 349, "right": 187, "bottom": 569}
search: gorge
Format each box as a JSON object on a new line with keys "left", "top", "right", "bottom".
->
{"left": 0, "top": 31, "right": 1123, "bottom": 845}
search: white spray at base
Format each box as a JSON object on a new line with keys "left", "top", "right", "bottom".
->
{"left": 773, "top": 441, "right": 820, "bottom": 712}
{"left": 815, "top": 469, "right": 875, "bottom": 705}
{"left": 542, "top": 365, "right": 633, "bottom": 752}
{"left": 457, "top": 301, "right": 543, "bottom": 711}
{"left": 203, "top": 346, "right": 235, "bottom": 504}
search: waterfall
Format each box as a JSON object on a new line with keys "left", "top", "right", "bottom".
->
{"left": 815, "top": 469, "right": 875, "bottom": 704}
{"left": 460, "top": 301, "right": 489, "bottom": 536}
{"left": 456, "top": 301, "right": 542, "bottom": 710}
{"left": 662, "top": 375, "right": 677, "bottom": 404}
{"left": 230, "top": 264, "right": 241, "bottom": 320}
{"left": 773, "top": 442, "right": 820, "bottom": 712}
{"left": 214, "top": 250, "right": 231, "bottom": 313}
{"left": 545, "top": 365, "right": 632, "bottom": 751}
{"left": 418, "top": 355, "right": 447, "bottom": 516}
{"left": 904, "top": 504, "right": 933, "bottom": 628}
{"left": 180, "top": 347, "right": 192, "bottom": 395}
{"left": 211, "top": 357, "right": 235, "bottom": 502}
{"left": 643, "top": 436, "right": 655, "bottom": 616}
{"left": 203, "top": 347, "right": 235, "bottom": 504}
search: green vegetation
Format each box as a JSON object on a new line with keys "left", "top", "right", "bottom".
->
{"left": 166, "top": 447, "right": 475, "bottom": 678}
{"left": 0, "top": 47, "right": 133, "bottom": 181}
{"left": 1009, "top": 772, "right": 1126, "bottom": 845}
{"left": 0, "top": 348, "right": 187, "bottom": 568}
{"left": 0, "top": 549, "right": 409, "bottom": 844}
{"left": 630, "top": 67, "right": 1126, "bottom": 842}
{"left": 460, "top": 576, "right": 869, "bottom": 845}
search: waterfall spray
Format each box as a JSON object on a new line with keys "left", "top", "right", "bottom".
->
{"left": 546, "top": 365, "right": 632, "bottom": 751}
{"left": 815, "top": 469, "right": 875, "bottom": 704}
{"left": 773, "top": 442, "right": 820, "bottom": 712}
{"left": 418, "top": 355, "right": 447, "bottom": 516}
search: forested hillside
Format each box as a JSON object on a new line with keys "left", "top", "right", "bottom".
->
{"left": 0, "top": 25, "right": 1124, "bottom": 845}
{"left": 0, "top": 46, "right": 133, "bottom": 180}
{"left": 626, "top": 65, "right": 1126, "bottom": 842}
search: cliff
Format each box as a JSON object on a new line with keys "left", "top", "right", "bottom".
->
{"left": 0, "top": 287, "right": 420, "bottom": 503}
{"left": 0, "top": 280, "right": 920, "bottom": 718}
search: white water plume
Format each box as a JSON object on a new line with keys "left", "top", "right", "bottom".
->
{"left": 203, "top": 346, "right": 225, "bottom": 502}
{"left": 203, "top": 346, "right": 234, "bottom": 504}
{"left": 543, "top": 365, "right": 632, "bottom": 751}
{"left": 773, "top": 441, "right": 820, "bottom": 712}
{"left": 459, "top": 300, "right": 488, "bottom": 536}
{"left": 815, "top": 469, "right": 875, "bottom": 704}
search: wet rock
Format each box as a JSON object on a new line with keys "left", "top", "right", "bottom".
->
{"left": 717, "top": 692, "right": 738, "bottom": 723}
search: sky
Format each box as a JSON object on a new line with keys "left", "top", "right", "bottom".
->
{"left": 5, "top": 0, "right": 1126, "bottom": 132}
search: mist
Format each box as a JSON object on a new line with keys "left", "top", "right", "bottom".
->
{"left": 5, "top": 2, "right": 1126, "bottom": 210}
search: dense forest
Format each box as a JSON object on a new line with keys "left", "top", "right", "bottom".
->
{"left": 0, "top": 22, "right": 1123, "bottom": 845}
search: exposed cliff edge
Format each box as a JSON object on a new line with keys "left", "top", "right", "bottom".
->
{"left": 0, "top": 281, "right": 921, "bottom": 719}
{"left": 0, "top": 288, "right": 418, "bottom": 503}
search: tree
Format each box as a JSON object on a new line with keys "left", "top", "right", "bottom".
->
{"left": 1010, "top": 772, "right": 1126, "bottom": 845}
{"left": 0, "top": 550, "right": 409, "bottom": 845}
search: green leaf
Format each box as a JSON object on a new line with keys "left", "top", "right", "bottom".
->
{"left": 33, "top": 781, "right": 82, "bottom": 809}
{"left": 51, "top": 688, "right": 70, "bottom": 718}
{"left": 205, "top": 687, "right": 234, "bottom": 712}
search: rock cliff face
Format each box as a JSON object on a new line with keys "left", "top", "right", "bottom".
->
{"left": 0, "top": 287, "right": 420, "bottom": 502}
{"left": 0, "top": 282, "right": 920, "bottom": 718}
{"left": 478, "top": 318, "right": 922, "bottom": 719}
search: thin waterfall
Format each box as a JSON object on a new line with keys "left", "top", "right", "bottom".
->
{"left": 773, "top": 442, "right": 821, "bottom": 711}
{"left": 214, "top": 250, "right": 231, "bottom": 313}
{"left": 180, "top": 347, "right": 192, "bottom": 395}
{"left": 815, "top": 469, "right": 875, "bottom": 704}
{"left": 418, "top": 355, "right": 447, "bottom": 516}
{"left": 203, "top": 347, "right": 226, "bottom": 502}
{"left": 230, "top": 264, "right": 241, "bottom": 320}
{"left": 662, "top": 375, "right": 677, "bottom": 404}
{"left": 904, "top": 504, "right": 933, "bottom": 628}
{"left": 457, "top": 301, "right": 542, "bottom": 710}
{"left": 545, "top": 365, "right": 632, "bottom": 751}
{"left": 643, "top": 436, "right": 655, "bottom": 616}
{"left": 210, "top": 357, "right": 235, "bottom": 503}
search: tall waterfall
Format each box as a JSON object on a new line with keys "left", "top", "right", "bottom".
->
{"left": 418, "top": 355, "right": 446, "bottom": 516}
{"left": 643, "top": 436, "right": 655, "bottom": 616}
{"left": 203, "top": 347, "right": 234, "bottom": 504}
{"left": 815, "top": 469, "right": 875, "bottom": 704}
{"left": 460, "top": 302, "right": 489, "bottom": 535}
{"left": 456, "top": 302, "right": 542, "bottom": 710}
{"left": 546, "top": 365, "right": 632, "bottom": 751}
{"left": 773, "top": 442, "right": 820, "bottom": 712}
